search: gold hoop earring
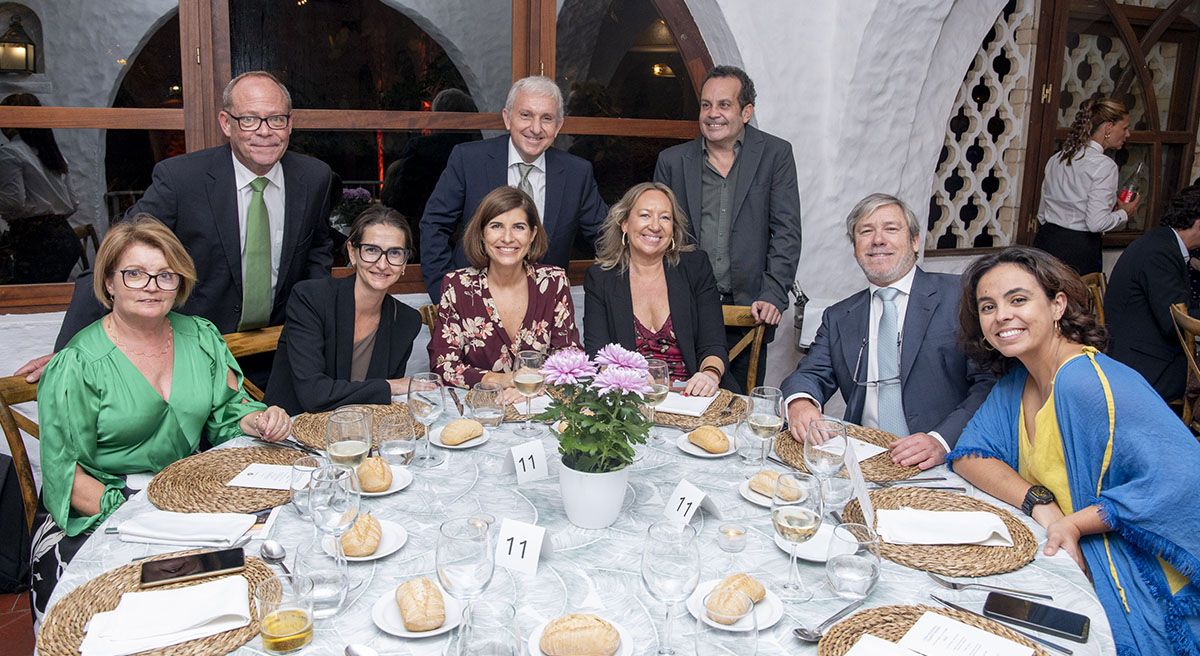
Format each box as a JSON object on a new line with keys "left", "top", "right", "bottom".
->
{"left": 982, "top": 340, "right": 995, "bottom": 352}
{"left": 1055, "top": 320, "right": 1062, "bottom": 336}
{"left": 670, "top": 237, "right": 676, "bottom": 251}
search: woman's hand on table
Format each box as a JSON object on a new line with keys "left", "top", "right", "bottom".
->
{"left": 387, "top": 377, "right": 411, "bottom": 395}
{"left": 681, "top": 370, "right": 720, "bottom": 397}
{"left": 497, "top": 386, "right": 525, "bottom": 406}
{"left": 246, "top": 406, "right": 291, "bottom": 442}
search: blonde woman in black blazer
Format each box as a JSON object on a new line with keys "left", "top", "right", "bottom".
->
{"left": 584, "top": 182, "right": 728, "bottom": 395}
{"left": 266, "top": 207, "right": 422, "bottom": 415}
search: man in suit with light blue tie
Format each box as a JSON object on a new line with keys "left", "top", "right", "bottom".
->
{"left": 781, "top": 194, "right": 995, "bottom": 469}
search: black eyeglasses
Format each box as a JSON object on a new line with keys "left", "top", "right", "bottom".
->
{"left": 356, "top": 243, "right": 411, "bottom": 266}
{"left": 227, "top": 114, "right": 290, "bottom": 131}
{"left": 850, "top": 335, "right": 902, "bottom": 388}
{"left": 119, "top": 269, "right": 181, "bottom": 291}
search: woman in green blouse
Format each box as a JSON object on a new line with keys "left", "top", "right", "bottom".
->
{"left": 30, "top": 214, "right": 291, "bottom": 617}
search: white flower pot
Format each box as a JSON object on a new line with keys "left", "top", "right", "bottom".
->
{"left": 558, "top": 460, "right": 630, "bottom": 529}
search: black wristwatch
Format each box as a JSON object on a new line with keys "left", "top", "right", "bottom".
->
{"left": 1021, "top": 485, "right": 1055, "bottom": 516}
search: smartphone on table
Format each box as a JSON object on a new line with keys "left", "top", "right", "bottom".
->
{"left": 139, "top": 547, "right": 246, "bottom": 588}
{"left": 982, "top": 592, "right": 1090, "bottom": 642}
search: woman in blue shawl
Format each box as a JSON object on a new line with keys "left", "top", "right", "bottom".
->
{"left": 948, "top": 246, "right": 1200, "bottom": 655}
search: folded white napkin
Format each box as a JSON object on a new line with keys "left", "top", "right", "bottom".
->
{"left": 117, "top": 510, "right": 256, "bottom": 547}
{"left": 517, "top": 394, "right": 553, "bottom": 416}
{"left": 875, "top": 507, "right": 1014, "bottom": 547}
{"left": 656, "top": 391, "right": 718, "bottom": 417}
{"left": 80, "top": 576, "right": 251, "bottom": 656}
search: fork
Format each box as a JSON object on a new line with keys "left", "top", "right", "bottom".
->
{"left": 927, "top": 571, "right": 1053, "bottom": 600}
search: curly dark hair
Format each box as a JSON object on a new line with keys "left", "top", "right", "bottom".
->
{"left": 958, "top": 246, "right": 1108, "bottom": 375}
{"left": 1159, "top": 183, "right": 1200, "bottom": 231}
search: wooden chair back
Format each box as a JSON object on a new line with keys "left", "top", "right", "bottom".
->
{"left": 722, "top": 305, "right": 766, "bottom": 392}
{"left": 221, "top": 325, "right": 283, "bottom": 401}
{"left": 1080, "top": 272, "right": 1107, "bottom": 325}
{"left": 0, "top": 375, "right": 39, "bottom": 531}
{"left": 73, "top": 223, "right": 101, "bottom": 271}
{"left": 1170, "top": 303, "right": 1200, "bottom": 431}
{"left": 419, "top": 304, "right": 437, "bottom": 336}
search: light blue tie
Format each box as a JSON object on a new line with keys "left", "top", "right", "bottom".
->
{"left": 875, "top": 287, "right": 909, "bottom": 436}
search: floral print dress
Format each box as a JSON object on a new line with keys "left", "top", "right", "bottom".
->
{"left": 430, "top": 264, "right": 580, "bottom": 387}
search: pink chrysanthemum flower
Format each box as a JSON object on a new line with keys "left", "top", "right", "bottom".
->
{"left": 591, "top": 365, "right": 652, "bottom": 397}
{"left": 594, "top": 344, "right": 648, "bottom": 374}
{"left": 541, "top": 349, "right": 596, "bottom": 386}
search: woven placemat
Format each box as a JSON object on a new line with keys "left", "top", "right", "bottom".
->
{"left": 148, "top": 447, "right": 303, "bottom": 513}
{"left": 38, "top": 551, "right": 274, "bottom": 656}
{"left": 817, "top": 605, "right": 1049, "bottom": 656}
{"left": 655, "top": 389, "right": 746, "bottom": 429}
{"left": 774, "top": 424, "right": 921, "bottom": 481}
{"left": 291, "top": 402, "right": 419, "bottom": 450}
{"left": 841, "top": 487, "right": 1037, "bottom": 576}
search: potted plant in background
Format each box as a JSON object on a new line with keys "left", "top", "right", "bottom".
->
{"left": 537, "top": 345, "right": 651, "bottom": 528}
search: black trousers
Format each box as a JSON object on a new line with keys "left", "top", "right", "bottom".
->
{"left": 1032, "top": 222, "right": 1103, "bottom": 276}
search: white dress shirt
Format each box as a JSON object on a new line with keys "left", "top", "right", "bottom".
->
{"left": 0, "top": 136, "right": 76, "bottom": 220}
{"left": 506, "top": 139, "right": 547, "bottom": 222}
{"left": 231, "top": 153, "right": 285, "bottom": 292}
{"left": 1037, "top": 140, "right": 1128, "bottom": 233}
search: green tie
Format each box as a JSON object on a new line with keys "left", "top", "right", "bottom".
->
{"left": 239, "top": 176, "right": 272, "bottom": 330}
{"left": 516, "top": 163, "right": 534, "bottom": 200}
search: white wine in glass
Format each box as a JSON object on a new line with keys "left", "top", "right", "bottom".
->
{"left": 645, "top": 359, "right": 669, "bottom": 440}
{"left": 513, "top": 351, "right": 546, "bottom": 439}
{"left": 771, "top": 472, "right": 823, "bottom": 603}
{"left": 325, "top": 409, "right": 370, "bottom": 468}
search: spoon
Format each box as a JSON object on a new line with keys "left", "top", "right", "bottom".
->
{"left": 345, "top": 645, "right": 379, "bottom": 656}
{"left": 792, "top": 599, "right": 865, "bottom": 642}
{"left": 260, "top": 540, "right": 292, "bottom": 575}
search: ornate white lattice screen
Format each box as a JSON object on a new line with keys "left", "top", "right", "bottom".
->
{"left": 928, "top": 0, "right": 1037, "bottom": 250}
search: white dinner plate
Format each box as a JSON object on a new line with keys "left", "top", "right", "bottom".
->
{"left": 773, "top": 523, "right": 850, "bottom": 563}
{"left": 323, "top": 518, "right": 408, "bottom": 561}
{"left": 371, "top": 580, "right": 464, "bottom": 638}
{"left": 360, "top": 465, "right": 413, "bottom": 497}
{"left": 527, "top": 617, "right": 632, "bottom": 656}
{"left": 738, "top": 479, "right": 773, "bottom": 507}
{"left": 429, "top": 425, "right": 492, "bottom": 450}
{"left": 685, "top": 578, "right": 784, "bottom": 632}
{"left": 675, "top": 433, "right": 736, "bottom": 458}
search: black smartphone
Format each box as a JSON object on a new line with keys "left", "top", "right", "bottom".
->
{"left": 139, "top": 548, "right": 246, "bottom": 588}
{"left": 982, "top": 592, "right": 1090, "bottom": 642}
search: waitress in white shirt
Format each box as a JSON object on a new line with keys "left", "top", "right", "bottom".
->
{"left": 1033, "top": 98, "right": 1139, "bottom": 275}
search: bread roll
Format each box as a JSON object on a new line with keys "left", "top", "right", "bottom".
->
{"left": 704, "top": 588, "right": 754, "bottom": 625}
{"left": 356, "top": 456, "right": 393, "bottom": 492}
{"left": 748, "top": 470, "right": 800, "bottom": 501}
{"left": 395, "top": 577, "right": 445, "bottom": 632}
{"left": 714, "top": 573, "right": 765, "bottom": 603}
{"left": 538, "top": 614, "right": 620, "bottom": 655}
{"left": 687, "top": 425, "right": 729, "bottom": 454}
{"left": 440, "top": 418, "right": 484, "bottom": 446}
{"left": 340, "top": 513, "right": 382, "bottom": 557}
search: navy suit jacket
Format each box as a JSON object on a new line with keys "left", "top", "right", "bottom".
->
{"left": 265, "top": 275, "right": 423, "bottom": 415}
{"left": 780, "top": 268, "right": 994, "bottom": 446}
{"left": 653, "top": 124, "right": 802, "bottom": 312}
{"left": 55, "top": 145, "right": 334, "bottom": 349}
{"left": 1104, "top": 225, "right": 1194, "bottom": 400}
{"left": 583, "top": 251, "right": 730, "bottom": 385}
{"left": 419, "top": 135, "right": 607, "bottom": 302}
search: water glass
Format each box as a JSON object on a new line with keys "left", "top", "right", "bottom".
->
{"left": 735, "top": 420, "right": 773, "bottom": 469}
{"left": 694, "top": 589, "right": 758, "bottom": 655}
{"left": 325, "top": 408, "right": 371, "bottom": 468}
{"left": 436, "top": 517, "right": 495, "bottom": 603}
{"left": 771, "top": 472, "right": 823, "bottom": 603}
{"left": 513, "top": 350, "right": 546, "bottom": 438}
{"left": 471, "top": 382, "right": 504, "bottom": 429}
{"left": 295, "top": 547, "right": 348, "bottom": 620}
{"left": 645, "top": 359, "right": 670, "bottom": 440}
{"left": 289, "top": 455, "right": 326, "bottom": 518}
{"left": 408, "top": 373, "right": 446, "bottom": 468}
{"left": 825, "top": 523, "right": 881, "bottom": 600}
{"left": 307, "top": 464, "right": 360, "bottom": 607}
{"left": 641, "top": 522, "right": 701, "bottom": 655}
{"left": 255, "top": 574, "right": 314, "bottom": 653}
{"left": 376, "top": 414, "right": 415, "bottom": 466}
{"left": 458, "top": 600, "right": 520, "bottom": 656}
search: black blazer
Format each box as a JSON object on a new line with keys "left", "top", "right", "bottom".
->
{"left": 1104, "top": 225, "right": 1194, "bottom": 400}
{"left": 584, "top": 250, "right": 729, "bottom": 383}
{"left": 265, "top": 275, "right": 423, "bottom": 415}
{"left": 55, "top": 145, "right": 335, "bottom": 349}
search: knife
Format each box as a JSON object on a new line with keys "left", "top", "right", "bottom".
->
{"left": 448, "top": 387, "right": 466, "bottom": 416}
{"left": 930, "top": 595, "right": 1074, "bottom": 655}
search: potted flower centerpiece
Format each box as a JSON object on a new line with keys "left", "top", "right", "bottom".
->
{"left": 537, "top": 345, "right": 651, "bottom": 528}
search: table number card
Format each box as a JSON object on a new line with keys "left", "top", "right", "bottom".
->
{"left": 662, "top": 479, "right": 722, "bottom": 525}
{"left": 494, "top": 518, "right": 551, "bottom": 576}
{"left": 500, "top": 440, "right": 549, "bottom": 484}
{"left": 843, "top": 438, "right": 875, "bottom": 527}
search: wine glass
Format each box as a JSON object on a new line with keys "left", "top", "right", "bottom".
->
{"left": 376, "top": 414, "right": 415, "bottom": 466}
{"left": 771, "top": 472, "right": 823, "bottom": 602}
{"left": 306, "top": 465, "right": 360, "bottom": 616}
{"left": 289, "top": 455, "right": 326, "bottom": 518}
{"left": 436, "top": 517, "right": 495, "bottom": 634}
{"left": 645, "top": 359, "right": 670, "bottom": 440}
{"left": 325, "top": 408, "right": 370, "bottom": 468}
{"left": 408, "top": 373, "right": 445, "bottom": 468}
{"left": 457, "top": 600, "right": 520, "bottom": 656}
{"left": 471, "top": 381, "right": 505, "bottom": 433}
{"left": 513, "top": 350, "right": 546, "bottom": 438}
{"left": 746, "top": 386, "right": 784, "bottom": 442}
{"left": 803, "top": 418, "right": 848, "bottom": 515}
{"left": 825, "top": 522, "right": 881, "bottom": 600}
{"left": 694, "top": 589, "right": 758, "bottom": 655}
{"left": 641, "top": 521, "right": 701, "bottom": 655}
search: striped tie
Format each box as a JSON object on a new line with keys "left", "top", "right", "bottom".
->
{"left": 875, "top": 287, "right": 908, "bottom": 436}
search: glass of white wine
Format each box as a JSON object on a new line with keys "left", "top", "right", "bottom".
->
{"left": 376, "top": 414, "right": 415, "bottom": 467}
{"left": 644, "top": 359, "right": 670, "bottom": 440}
{"left": 513, "top": 350, "right": 546, "bottom": 439}
{"left": 472, "top": 381, "right": 505, "bottom": 432}
{"left": 747, "top": 386, "right": 784, "bottom": 441}
{"left": 325, "top": 408, "right": 370, "bottom": 468}
{"left": 771, "top": 471, "right": 823, "bottom": 603}
{"left": 255, "top": 574, "right": 314, "bottom": 654}
{"left": 408, "top": 373, "right": 445, "bottom": 468}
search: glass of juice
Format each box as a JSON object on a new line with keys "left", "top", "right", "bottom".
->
{"left": 255, "top": 574, "right": 315, "bottom": 654}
